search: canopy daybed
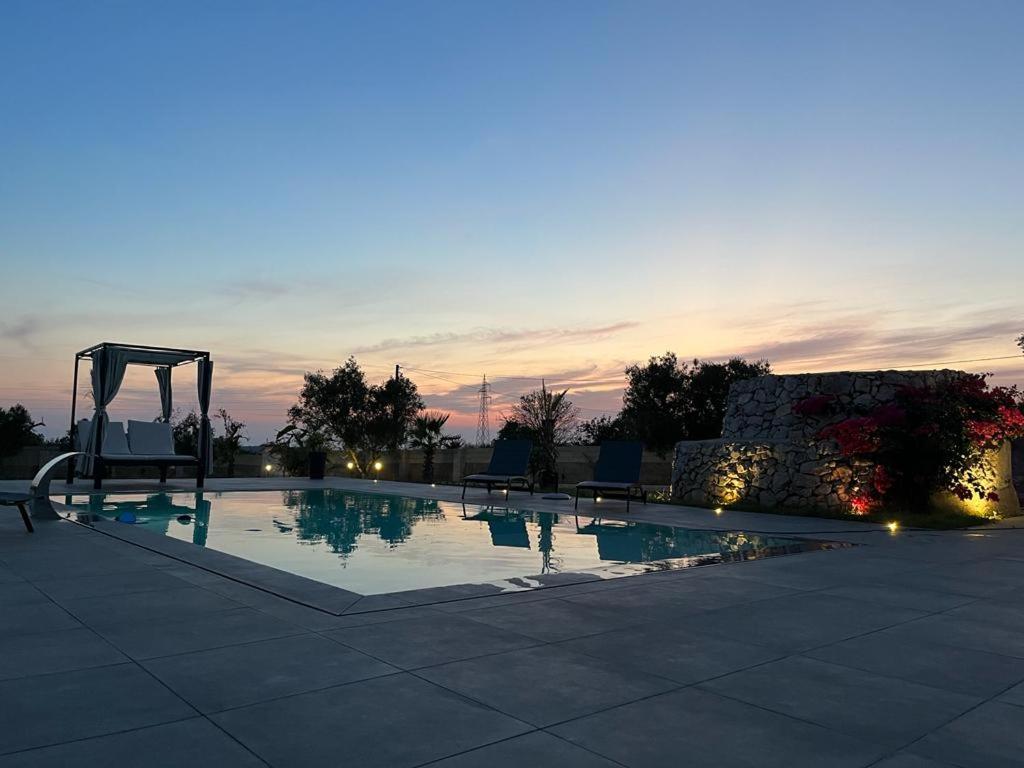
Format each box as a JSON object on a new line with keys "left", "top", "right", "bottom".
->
{"left": 67, "top": 342, "right": 214, "bottom": 490}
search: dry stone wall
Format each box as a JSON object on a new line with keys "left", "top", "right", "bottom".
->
{"left": 672, "top": 370, "right": 1019, "bottom": 516}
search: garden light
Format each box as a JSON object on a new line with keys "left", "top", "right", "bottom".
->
{"left": 346, "top": 461, "right": 354, "bottom": 470}
{"left": 887, "top": 521, "right": 899, "bottom": 533}
{"left": 714, "top": 507, "right": 723, "bottom": 515}
{"left": 374, "top": 461, "right": 383, "bottom": 471}
{"left": 264, "top": 464, "right": 272, "bottom": 472}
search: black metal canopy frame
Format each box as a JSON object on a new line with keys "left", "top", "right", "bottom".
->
{"left": 67, "top": 342, "right": 213, "bottom": 489}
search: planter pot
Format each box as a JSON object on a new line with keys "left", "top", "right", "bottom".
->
{"left": 308, "top": 451, "right": 327, "bottom": 480}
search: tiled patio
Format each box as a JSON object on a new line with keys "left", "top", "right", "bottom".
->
{"left": 2, "top": 477, "right": 1024, "bottom": 767}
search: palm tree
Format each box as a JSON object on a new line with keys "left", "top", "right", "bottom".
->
{"left": 409, "top": 411, "right": 461, "bottom": 482}
{"left": 508, "top": 381, "right": 580, "bottom": 491}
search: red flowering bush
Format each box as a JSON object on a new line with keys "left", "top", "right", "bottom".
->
{"left": 813, "top": 375, "right": 1024, "bottom": 514}
{"left": 848, "top": 491, "right": 876, "bottom": 516}
{"left": 818, "top": 417, "right": 880, "bottom": 455}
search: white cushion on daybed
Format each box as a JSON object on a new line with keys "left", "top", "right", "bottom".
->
{"left": 128, "top": 420, "right": 176, "bottom": 456}
{"left": 77, "top": 419, "right": 132, "bottom": 454}
{"left": 102, "top": 422, "right": 132, "bottom": 455}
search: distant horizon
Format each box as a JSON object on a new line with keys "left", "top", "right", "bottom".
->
{"left": 2, "top": 1, "right": 1022, "bottom": 442}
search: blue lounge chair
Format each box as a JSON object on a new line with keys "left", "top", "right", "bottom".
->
{"left": 575, "top": 441, "right": 647, "bottom": 512}
{"left": 461, "top": 440, "right": 534, "bottom": 499}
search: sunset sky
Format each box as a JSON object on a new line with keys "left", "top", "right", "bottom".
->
{"left": 2, "top": 1, "right": 1022, "bottom": 442}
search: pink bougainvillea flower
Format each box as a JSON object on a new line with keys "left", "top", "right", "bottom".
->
{"left": 966, "top": 419, "right": 1001, "bottom": 447}
{"left": 997, "top": 406, "right": 1024, "bottom": 437}
{"left": 818, "top": 417, "right": 880, "bottom": 456}
{"left": 849, "top": 491, "right": 875, "bottom": 515}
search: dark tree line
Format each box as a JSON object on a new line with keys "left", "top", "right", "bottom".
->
{"left": 499, "top": 353, "right": 772, "bottom": 461}
{"left": 0, "top": 404, "right": 44, "bottom": 462}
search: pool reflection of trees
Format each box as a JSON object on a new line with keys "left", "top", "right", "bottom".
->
{"left": 278, "top": 490, "right": 790, "bottom": 569}
{"left": 279, "top": 489, "right": 447, "bottom": 556}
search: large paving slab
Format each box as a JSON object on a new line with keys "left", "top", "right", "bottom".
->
{"left": 908, "top": 700, "right": 1024, "bottom": 768}
{"left": 561, "top": 573, "right": 799, "bottom": 619}
{"left": 880, "top": 613, "right": 1024, "bottom": 659}
{"left": 0, "top": 718, "right": 265, "bottom": 767}
{"left": 417, "top": 644, "right": 680, "bottom": 727}
{"left": 0, "top": 664, "right": 195, "bottom": 755}
{"left": 55, "top": 585, "right": 244, "bottom": 627}
{"left": 0, "top": 601, "right": 82, "bottom": 638}
{"left": 428, "top": 731, "right": 621, "bottom": 767}
{"left": 700, "top": 655, "right": 980, "bottom": 749}
{"left": 142, "top": 633, "right": 398, "bottom": 712}
{"left": 558, "top": 621, "right": 783, "bottom": 684}
{"left": 551, "top": 686, "right": 887, "bottom": 767}
{"left": 806, "top": 630, "right": 1024, "bottom": 697}
{"left": 92, "top": 605, "right": 307, "bottom": 659}
{"left": 0, "top": 627, "right": 127, "bottom": 681}
{"left": 324, "top": 611, "right": 541, "bottom": 669}
{"left": 211, "top": 673, "right": 532, "bottom": 768}
{"left": 459, "top": 596, "right": 640, "bottom": 642}
{"left": 681, "top": 592, "right": 927, "bottom": 652}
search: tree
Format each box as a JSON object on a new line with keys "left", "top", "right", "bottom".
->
{"left": 409, "top": 411, "right": 462, "bottom": 482}
{"left": 505, "top": 381, "right": 579, "bottom": 489}
{"left": 496, "top": 418, "right": 533, "bottom": 441}
{"left": 285, "top": 357, "right": 424, "bottom": 476}
{"left": 620, "top": 353, "right": 689, "bottom": 456}
{"left": 1018, "top": 333, "right": 1023, "bottom": 356}
{"left": 620, "top": 353, "right": 770, "bottom": 455}
{"left": 684, "top": 358, "right": 772, "bottom": 439}
{"left": 576, "top": 414, "right": 634, "bottom": 445}
{"left": 171, "top": 410, "right": 201, "bottom": 456}
{"left": 0, "top": 404, "right": 44, "bottom": 462}
{"left": 214, "top": 409, "right": 247, "bottom": 478}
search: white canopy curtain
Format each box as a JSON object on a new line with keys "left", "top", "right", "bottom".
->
{"left": 78, "top": 346, "right": 129, "bottom": 475}
{"left": 197, "top": 358, "right": 214, "bottom": 475}
{"left": 67, "top": 342, "right": 213, "bottom": 488}
{"left": 155, "top": 367, "right": 173, "bottom": 422}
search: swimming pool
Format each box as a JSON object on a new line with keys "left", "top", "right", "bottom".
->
{"left": 65, "top": 489, "right": 835, "bottom": 595}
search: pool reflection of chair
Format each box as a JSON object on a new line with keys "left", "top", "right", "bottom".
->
{"left": 461, "top": 439, "right": 535, "bottom": 499}
{"left": 575, "top": 441, "right": 647, "bottom": 513}
{"left": 461, "top": 505, "right": 530, "bottom": 549}
{"left": 574, "top": 517, "right": 644, "bottom": 562}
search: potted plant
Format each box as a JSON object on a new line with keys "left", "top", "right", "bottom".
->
{"left": 274, "top": 425, "right": 331, "bottom": 480}
{"left": 305, "top": 429, "right": 329, "bottom": 480}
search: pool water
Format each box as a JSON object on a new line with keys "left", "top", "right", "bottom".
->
{"left": 65, "top": 489, "right": 833, "bottom": 595}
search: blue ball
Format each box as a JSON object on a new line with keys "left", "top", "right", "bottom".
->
{"left": 115, "top": 512, "right": 137, "bottom": 524}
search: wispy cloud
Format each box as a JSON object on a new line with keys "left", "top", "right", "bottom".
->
{"left": 353, "top": 322, "right": 638, "bottom": 354}
{"left": 736, "top": 314, "right": 1022, "bottom": 371}
{"left": 0, "top": 315, "right": 46, "bottom": 351}
{"left": 222, "top": 279, "right": 296, "bottom": 301}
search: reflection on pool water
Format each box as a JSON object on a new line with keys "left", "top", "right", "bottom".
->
{"left": 65, "top": 489, "right": 834, "bottom": 595}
